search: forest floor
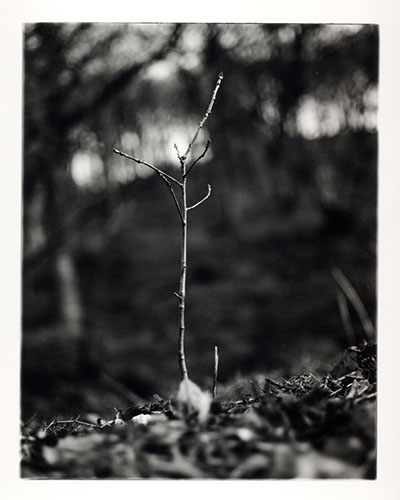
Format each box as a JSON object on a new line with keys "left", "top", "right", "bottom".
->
{"left": 21, "top": 341, "right": 376, "bottom": 479}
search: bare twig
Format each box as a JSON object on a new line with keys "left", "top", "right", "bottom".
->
{"left": 183, "top": 72, "right": 224, "bottom": 160}
{"left": 331, "top": 267, "right": 375, "bottom": 342}
{"left": 213, "top": 346, "right": 219, "bottom": 400}
{"left": 43, "top": 419, "right": 56, "bottom": 433}
{"left": 174, "top": 143, "right": 184, "bottom": 166}
{"left": 178, "top": 172, "right": 189, "bottom": 379}
{"left": 46, "top": 419, "right": 101, "bottom": 429}
{"left": 113, "top": 148, "right": 184, "bottom": 222}
{"left": 265, "top": 377, "right": 286, "bottom": 389}
{"left": 184, "top": 139, "right": 211, "bottom": 178}
{"left": 113, "top": 149, "right": 182, "bottom": 187}
{"left": 187, "top": 184, "right": 212, "bottom": 210}
{"left": 353, "top": 392, "right": 377, "bottom": 405}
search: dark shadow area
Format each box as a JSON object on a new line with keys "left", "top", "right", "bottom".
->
{"left": 22, "top": 23, "right": 377, "bottom": 420}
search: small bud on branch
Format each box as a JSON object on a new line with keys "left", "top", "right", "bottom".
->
{"left": 183, "top": 72, "right": 224, "bottom": 160}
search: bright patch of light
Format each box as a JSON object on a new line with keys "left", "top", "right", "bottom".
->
{"left": 120, "top": 130, "right": 140, "bottom": 152}
{"left": 219, "top": 28, "right": 238, "bottom": 50}
{"left": 179, "top": 51, "right": 202, "bottom": 72}
{"left": 71, "top": 151, "right": 105, "bottom": 190}
{"left": 110, "top": 159, "right": 137, "bottom": 184}
{"left": 296, "top": 97, "right": 321, "bottom": 139}
{"left": 261, "top": 101, "right": 280, "bottom": 125}
{"left": 139, "top": 118, "right": 213, "bottom": 166}
{"left": 317, "top": 24, "right": 363, "bottom": 44}
{"left": 363, "top": 109, "right": 378, "bottom": 131}
{"left": 363, "top": 85, "right": 378, "bottom": 108}
{"left": 297, "top": 96, "right": 346, "bottom": 139}
{"left": 305, "top": 25, "right": 364, "bottom": 58}
{"left": 278, "top": 26, "right": 296, "bottom": 44}
{"left": 175, "top": 28, "right": 204, "bottom": 68}
{"left": 145, "top": 60, "right": 175, "bottom": 81}
{"left": 112, "top": 119, "right": 214, "bottom": 186}
{"left": 182, "top": 25, "right": 206, "bottom": 51}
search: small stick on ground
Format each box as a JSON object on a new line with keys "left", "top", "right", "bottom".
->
{"left": 45, "top": 419, "right": 102, "bottom": 431}
{"left": 213, "top": 346, "right": 219, "bottom": 400}
{"left": 265, "top": 377, "right": 286, "bottom": 390}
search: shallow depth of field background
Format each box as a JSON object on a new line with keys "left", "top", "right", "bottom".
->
{"left": 22, "top": 23, "right": 378, "bottom": 420}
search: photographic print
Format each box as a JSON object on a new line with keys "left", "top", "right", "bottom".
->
{"left": 21, "top": 23, "right": 377, "bottom": 479}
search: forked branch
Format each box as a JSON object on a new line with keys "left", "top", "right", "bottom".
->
{"left": 184, "top": 139, "right": 211, "bottom": 178}
{"left": 113, "top": 148, "right": 184, "bottom": 222}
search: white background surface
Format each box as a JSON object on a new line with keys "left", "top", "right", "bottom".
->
{"left": 0, "top": 1, "right": 399, "bottom": 498}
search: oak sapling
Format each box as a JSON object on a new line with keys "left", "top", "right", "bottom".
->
{"left": 113, "top": 72, "right": 224, "bottom": 409}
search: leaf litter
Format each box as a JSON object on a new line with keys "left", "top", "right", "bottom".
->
{"left": 21, "top": 342, "right": 376, "bottom": 479}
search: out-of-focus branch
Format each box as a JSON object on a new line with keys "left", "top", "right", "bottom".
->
{"left": 63, "top": 23, "right": 92, "bottom": 49}
{"left": 67, "top": 30, "right": 122, "bottom": 74}
{"left": 336, "top": 291, "right": 356, "bottom": 346}
{"left": 64, "top": 24, "right": 183, "bottom": 128}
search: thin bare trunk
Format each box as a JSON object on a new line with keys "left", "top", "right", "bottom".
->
{"left": 56, "top": 250, "right": 83, "bottom": 339}
{"left": 178, "top": 175, "right": 188, "bottom": 379}
{"left": 113, "top": 72, "right": 223, "bottom": 381}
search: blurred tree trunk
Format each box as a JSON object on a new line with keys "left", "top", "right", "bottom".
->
{"left": 55, "top": 249, "right": 83, "bottom": 340}
{"left": 42, "top": 156, "right": 95, "bottom": 374}
{"left": 24, "top": 23, "right": 183, "bottom": 378}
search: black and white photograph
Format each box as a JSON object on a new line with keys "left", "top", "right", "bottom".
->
{"left": 18, "top": 22, "right": 381, "bottom": 480}
{"left": 18, "top": 22, "right": 380, "bottom": 480}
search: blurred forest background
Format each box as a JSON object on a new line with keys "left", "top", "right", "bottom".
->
{"left": 22, "top": 23, "right": 378, "bottom": 420}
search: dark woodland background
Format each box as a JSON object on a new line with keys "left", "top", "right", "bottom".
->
{"left": 22, "top": 23, "right": 378, "bottom": 420}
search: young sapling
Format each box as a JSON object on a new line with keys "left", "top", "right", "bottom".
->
{"left": 113, "top": 72, "right": 224, "bottom": 408}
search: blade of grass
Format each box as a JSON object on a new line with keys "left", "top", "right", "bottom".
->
{"left": 331, "top": 267, "right": 375, "bottom": 342}
{"left": 336, "top": 291, "right": 356, "bottom": 346}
